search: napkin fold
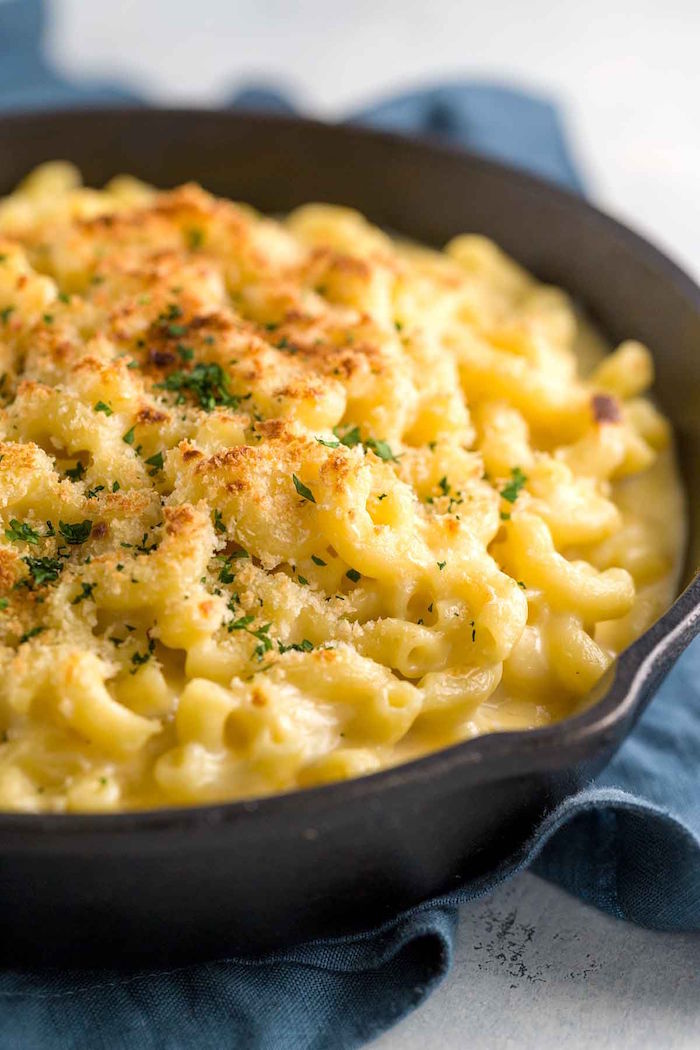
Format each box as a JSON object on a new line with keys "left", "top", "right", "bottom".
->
{"left": 0, "top": 4, "right": 698, "bottom": 1049}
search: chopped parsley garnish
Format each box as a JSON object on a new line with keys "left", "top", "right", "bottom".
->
{"left": 500, "top": 511, "right": 511, "bottom": 521}
{"left": 58, "top": 520, "right": 93, "bottom": 545}
{"left": 500, "top": 466, "right": 528, "bottom": 504}
{"left": 43, "top": 313, "right": 54, "bottom": 324}
{"left": 22, "top": 556, "right": 63, "bottom": 587}
{"left": 86, "top": 485, "right": 105, "bottom": 499}
{"left": 0, "top": 598, "right": 8, "bottom": 610}
{"left": 227, "top": 613, "right": 274, "bottom": 659}
{"left": 377, "top": 492, "right": 388, "bottom": 501}
{"left": 112, "top": 480, "right": 121, "bottom": 492}
{"left": 517, "top": 581, "right": 527, "bottom": 589}
{"left": 333, "top": 424, "right": 362, "bottom": 448}
{"left": 135, "top": 532, "right": 159, "bottom": 555}
{"left": 176, "top": 344, "right": 194, "bottom": 362}
{"left": 278, "top": 638, "right": 314, "bottom": 654}
{"left": 346, "top": 568, "right": 361, "bottom": 583}
{"left": 438, "top": 476, "right": 450, "bottom": 496}
{"left": 212, "top": 509, "right": 226, "bottom": 534}
{"left": 298, "top": 575, "right": 309, "bottom": 586}
{"left": 58, "top": 292, "right": 71, "bottom": 304}
{"left": 157, "top": 362, "right": 242, "bottom": 412}
{"left": 123, "top": 426, "right": 136, "bottom": 445}
{"left": 94, "top": 401, "right": 113, "bottom": 416}
{"left": 5, "top": 520, "right": 40, "bottom": 545}
{"left": 437, "top": 560, "right": 447, "bottom": 571}
{"left": 275, "top": 336, "right": 296, "bottom": 353}
{"left": 19, "top": 625, "right": 46, "bottom": 644}
{"left": 145, "top": 451, "right": 164, "bottom": 473}
{"left": 186, "top": 228, "right": 204, "bottom": 250}
{"left": 311, "top": 554, "right": 327, "bottom": 566}
{"left": 0, "top": 306, "right": 14, "bottom": 324}
{"left": 292, "top": 474, "right": 315, "bottom": 503}
{"left": 65, "top": 461, "right": 86, "bottom": 481}
{"left": 326, "top": 427, "right": 399, "bottom": 462}
{"left": 250, "top": 623, "right": 273, "bottom": 659}
{"left": 217, "top": 557, "right": 236, "bottom": 584}
{"left": 71, "top": 581, "right": 97, "bottom": 605}
{"left": 130, "top": 637, "right": 156, "bottom": 673}
{"left": 45, "top": 521, "right": 55, "bottom": 537}
{"left": 365, "top": 438, "right": 400, "bottom": 462}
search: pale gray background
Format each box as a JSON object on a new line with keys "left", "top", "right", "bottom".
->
{"left": 38, "top": 2, "right": 700, "bottom": 1046}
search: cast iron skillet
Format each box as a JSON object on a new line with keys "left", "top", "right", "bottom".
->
{"left": 0, "top": 109, "right": 697, "bottom": 966}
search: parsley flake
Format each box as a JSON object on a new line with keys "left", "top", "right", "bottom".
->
{"left": 123, "top": 426, "right": 136, "bottom": 445}
{"left": 65, "top": 461, "right": 86, "bottom": 481}
{"left": 19, "top": 625, "right": 46, "bottom": 644}
{"left": 58, "top": 520, "right": 93, "bottom": 545}
{"left": 217, "top": 557, "right": 236, "bottom": 584}
{"left": 278, "top": 638, "right": 314, "bottom": 654}
{"left": 22, "top": 556, "right": 63, "bottom": 587}
{"left": 500, "top": 466, "right": 528, "bottom": 504}
{"left": 5, "top": 520, "right": 40, "bottom": 545}
{"left": 94, "top": 401, "right": 113, "bottom": 416}
{"left": 156, "top": 362, "right": 242, "bottom": 412}
{"left": 71, "top": 581, "right": 97, "bottom": 605}
{"left": 292, "top": 474, "right": 315, "bottom": 503}
{"left": 145, "top": 451, "right": 164, "bottom": 473}
{"left": 333, "top": 425, "right": 362, "bottom": 448}
{"left": 346, "top": 568, "right": 361, "bottom": 583}
{"left": 229, "top": 614, "right": 254, "bottom": 631}
{"left": 130, "top": 637, "right": 156, "bottom": 673}
{"left": 365, "top": 438, "right": 400, "bottom": 462}
{"left": 311, "top": 554, "right": 327, "bottom": 566}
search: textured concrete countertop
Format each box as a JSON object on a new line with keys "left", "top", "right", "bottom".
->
{"left": 372, "top": 874, "right": 700, "bottom": 1049}
{"left": 43, "top": 4, "right": 700, "bottom": 1045}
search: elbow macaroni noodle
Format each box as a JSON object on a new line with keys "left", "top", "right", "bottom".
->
{"left": 0, "top": 162, "right": 685, "bottom": 811}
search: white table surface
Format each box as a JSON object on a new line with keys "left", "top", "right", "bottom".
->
{"left": 38, "top": 2, "right": 700, "bottom": 1045}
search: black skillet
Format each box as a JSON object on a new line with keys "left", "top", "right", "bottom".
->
{"left": 0, "top": 109, "right": 697, "bottom": 965}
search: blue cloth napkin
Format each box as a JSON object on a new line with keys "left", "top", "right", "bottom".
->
{"left": 0, "top": 4, "right": 698, "bottom": 1048}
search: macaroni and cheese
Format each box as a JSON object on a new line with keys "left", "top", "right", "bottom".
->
{"left": 0, "top": 163, "right": 685, "bottom": 811}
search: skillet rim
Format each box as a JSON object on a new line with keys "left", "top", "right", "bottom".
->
{"left": 0, "top": 105, "right": 697, "bottom": 835}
